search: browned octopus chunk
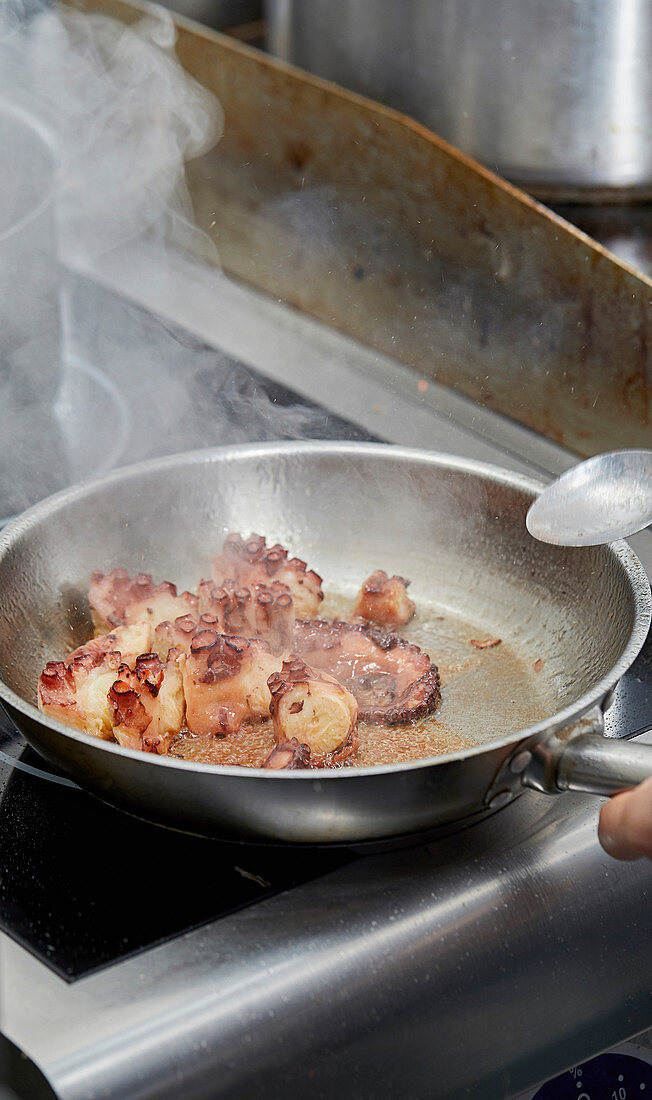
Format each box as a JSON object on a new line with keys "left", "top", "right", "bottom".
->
{"left": 293, "top": 619, "right": 441, "bottom": 724}
{"left": 353, "top": 570, "right": 416, "bottom": 626}
{"left": 182, "top": 628, "right": 279, "bottom": 737}
{"left": 152, "top": 613, "right": 284, "bottom": 738}
{"left": 212, "top": 533, "right": 323, "bottom": 618}
{"left": 109, "top": 651, "right": 184, "bottom": 755}
{"left": 267, "top": 656, "right": 358, "bottom": 766}
{"left": 38, "top": 621, "right": 152, "bottom": 739}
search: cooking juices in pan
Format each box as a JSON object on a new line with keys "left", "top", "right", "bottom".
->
{"left": 38, "top": 532, "right": 554, "bottom": 770}
{"left": 176, "top": 593, "right": 552, "bottom": 768}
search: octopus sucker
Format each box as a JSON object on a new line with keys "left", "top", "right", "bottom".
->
{"left": 196, "top": 577, "right": 294, "bottom": 653}
{"left": 353, "top": 570, "right": 416, "bottom": 626}
{"left": 153, "top": 614, "right": 201, "bottom": 660}
{"left": 293, "top": 619, "right": 441, "bottom": 724}
{"left": 212, "top": 533, "right": 324, "bottom": 618}
{"left": 268, "top": 656, "right": 358, "bottom": 765}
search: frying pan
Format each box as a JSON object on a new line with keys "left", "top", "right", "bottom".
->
{"left": 0, "top": 442, "right": 651, "bottom": 844}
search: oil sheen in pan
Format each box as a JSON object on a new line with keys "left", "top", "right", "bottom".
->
{"left": 172, "top": 591, "right": 555, "bottom": 769}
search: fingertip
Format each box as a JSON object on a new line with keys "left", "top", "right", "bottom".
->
{"left": 597, "top": 824, "right": 616, "bottom": 856}
{"left": 598, "top": 792, "right": 650, "bottom": 866}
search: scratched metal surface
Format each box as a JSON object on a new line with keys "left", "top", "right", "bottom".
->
{"left": 70, "top": 0, "right": 651, "bottom": 457}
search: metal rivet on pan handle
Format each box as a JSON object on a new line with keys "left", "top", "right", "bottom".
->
{"left": 510, "top": 750, "right": 532, "bottom": 775}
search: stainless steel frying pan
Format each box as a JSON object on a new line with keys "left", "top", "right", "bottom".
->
{"left": 0, "top": 442, "right": 651, "bottom": 844}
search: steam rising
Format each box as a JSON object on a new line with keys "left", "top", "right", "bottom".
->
{"left": 0, "top": 2, "right": 341, "bottom": 518}
{"left": 1, "top": 3, "right": 221, "bottom": 260}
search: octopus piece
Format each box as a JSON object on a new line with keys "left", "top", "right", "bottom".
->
{"left": 89, "top": 568, "right": 197, "bottom": 632}
{"left": 109, "top": 651, "right": 185, "bottom": 755}
{"left": 293, "top": 619, "right": 441, "bottom": 724}
{"left": 67, "top": 620, "right": 152, "bottom": 667}
{"left": 39, "top": 659, "right": 117, "bottom": 739}
{"left": 353, "top": 570, "right": 416, "bottom": 627}
{"left": 38, "top": 621, "right": 153, "bottom": 739}
{"left": 268, "top": 657, "right": 358, "bottom": 766}
{"left": 263, "top": 738, "right": 311, "bottom": 770}
{"left": 182, "top": 629, "right": 280, "bottom": 737}
{"left": 212, "top": 533, "right": 323, "bottom": 618}
{"left": 197, "top": 578, "right": 294, "bottom": 654}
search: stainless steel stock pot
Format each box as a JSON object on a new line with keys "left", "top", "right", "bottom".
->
{"left": 266, "top": 0, "right": 652, "bottom": 200}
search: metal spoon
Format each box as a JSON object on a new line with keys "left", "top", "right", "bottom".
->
{"left": 526, "top": 449, "right": 652, "bottom": 546}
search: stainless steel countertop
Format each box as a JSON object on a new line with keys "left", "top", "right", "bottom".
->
{"left": 2, "top": 754, "right": 651, "bottom": 1100}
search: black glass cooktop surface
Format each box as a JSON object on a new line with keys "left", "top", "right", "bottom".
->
{"left": 0, "top": 727, "right": 358, "bottom": 982}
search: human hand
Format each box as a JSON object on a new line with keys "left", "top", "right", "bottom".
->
{"left": 598, "top": 777, "right": 652, "bottom": 860}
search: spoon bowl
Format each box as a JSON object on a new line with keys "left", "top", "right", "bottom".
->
{"left": 526, "top": 450, "right": 652, "bottom": 546}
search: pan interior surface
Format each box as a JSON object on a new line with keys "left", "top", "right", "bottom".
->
{"left": 0, "top": 444, "right": 643, "bottom": 769}
{"left": 174, "top": 585, "right": 555, "bottom": 769}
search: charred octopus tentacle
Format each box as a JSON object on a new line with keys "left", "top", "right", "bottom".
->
{"left": 267, "top": 656, "right": 358, "bottom": 766}
{"left": 293, "top": 619, "right": 441, "bottom": 724}
{"left": 212, "top": 533, "right": 324, "bottom": 618}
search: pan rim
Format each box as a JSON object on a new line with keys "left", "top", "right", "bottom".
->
{"left": 1, "top": 440, "right": 650, "bottom": 780}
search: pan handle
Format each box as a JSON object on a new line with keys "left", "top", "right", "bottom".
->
{"left": 486, "top": 708, "right": 652, "bottom": 806}
{"left": 527, "top": 729, "right": 652, "bottom": 797}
